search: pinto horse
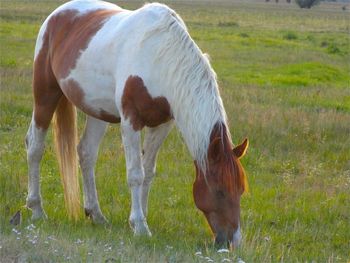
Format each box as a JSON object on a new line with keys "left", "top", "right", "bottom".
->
{"left": 25, "top": 0, "right": 249, "bottom": 248}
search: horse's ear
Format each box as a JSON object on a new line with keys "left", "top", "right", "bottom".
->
{"left": 232, "top": 138, "right": 249, "bottom": 159}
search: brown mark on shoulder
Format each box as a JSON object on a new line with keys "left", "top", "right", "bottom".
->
{"left": 121, "top": 75, "right": 172, "bottom": 130}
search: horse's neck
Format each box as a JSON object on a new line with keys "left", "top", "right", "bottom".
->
{"left": 139, "top": 12, "right": 227, "bottom": 166}
{"left": 169, "top": 79, "right": 227, "bottom": 169}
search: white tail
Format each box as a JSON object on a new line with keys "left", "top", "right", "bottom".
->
{"left": 53, "top": 96, "right": 80, "bottom": 220}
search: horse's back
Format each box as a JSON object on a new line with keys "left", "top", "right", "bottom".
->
{"left": 35, "top": 1, "right": 176, "bottom": 78}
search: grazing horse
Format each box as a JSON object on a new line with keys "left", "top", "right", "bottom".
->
{"left": 25, "top": 0, "right": 249, "bottom": 248}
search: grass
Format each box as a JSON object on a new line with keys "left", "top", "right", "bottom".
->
{"left": 1, "top": 0, "right": 349, "bottom": 262}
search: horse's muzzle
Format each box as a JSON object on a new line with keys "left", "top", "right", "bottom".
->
{"left": 214, "top": 226, "right": 242, "bottom": 250}
{"left": 214, "top": 234, "right": 230, "bottom": 249}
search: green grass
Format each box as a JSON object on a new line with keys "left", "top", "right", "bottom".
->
{"left": 1, "top": 1, "right": 350, "bottom": 262}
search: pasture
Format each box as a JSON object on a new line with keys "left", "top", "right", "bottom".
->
{"left": 0, "top": 0, "right": 349, "bottom": 262}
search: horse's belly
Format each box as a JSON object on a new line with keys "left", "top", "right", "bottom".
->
{"left": 60, "top": 77, "right": 120, "bottom": 123}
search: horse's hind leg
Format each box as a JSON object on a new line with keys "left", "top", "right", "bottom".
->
{"left": 77, "top": 116, "right": 108, "bottom": 224}
{"left": 26, "top": 42, "right": 63, "bottom": 219}
{"left": 141, "top": 121, "right": 174, "bottom": 217}
{"left": 26, "top": 84, "right": 62, "bottom": 220}
{"left": 25, "top": 118, "right": 49, "bottom": 220}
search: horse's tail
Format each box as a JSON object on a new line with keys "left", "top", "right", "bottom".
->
{"left": 53, "top": 96, "right": 80, "bottom": 220}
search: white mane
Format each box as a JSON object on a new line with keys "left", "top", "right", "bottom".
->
{"left": 141, "top": 3, "right": 230, "bottom": 171}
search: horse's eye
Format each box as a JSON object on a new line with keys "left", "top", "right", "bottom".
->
{"left": 216, "top": 190, "right": 225, "bottom": 199}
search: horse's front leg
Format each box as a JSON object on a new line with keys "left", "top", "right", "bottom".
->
{"left": 142, "top": 121, "right": 173, "bottom": 217}
{"left": 121, "top": 120, "right": 151, "bottom": 236}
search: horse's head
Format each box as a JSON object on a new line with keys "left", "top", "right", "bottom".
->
{"left": 193, "top": 129, "right": 248, "bottom": 249}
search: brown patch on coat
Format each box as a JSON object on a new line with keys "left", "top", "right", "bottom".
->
{"left": 32, "top": 8, "right": 122, "bottom": 129}
{"left": 99, "top": 109, "right": 121, "bottom": 123}
{"left": 33, "top": 24, "right": 62, "bottom": 129}
{"left": 121, "top": 75, "right": 172, "bottom": 130}
{"left": 49, "top": 9, "right": 122, "bottom": 79}
{"left": 61, "top": 79, "right": 120, "bottom": 123}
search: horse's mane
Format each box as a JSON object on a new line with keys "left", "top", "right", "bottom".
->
{"left": 140, "top": 3, "right": 229, "bottom": 171}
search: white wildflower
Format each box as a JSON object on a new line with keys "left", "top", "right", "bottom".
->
{"left": 75, "top": 239, "right": 83, "bottom": 244}
{"left": 12, "top": 228, "right": 21, "bottom": 235}
{"left": 104, "top": 245, "right": 112, "bottom": 252}
{"left": 217, "top": 248, "right": 230, "bottom": 253}
{"left": 264, "top": 236, "right": 270, "bottom": 242}
{"left": 26, "top": 224, "right": 36, "bottom": 231}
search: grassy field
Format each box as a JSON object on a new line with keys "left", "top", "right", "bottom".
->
{"left": 0, "top": 0, "right": 349, "bottom": 262}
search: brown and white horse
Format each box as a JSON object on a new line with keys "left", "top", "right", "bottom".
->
{"left": 25, "top": 0, "right": 249, "bottom": 248}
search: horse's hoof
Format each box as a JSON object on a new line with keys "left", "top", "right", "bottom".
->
{"left": 93, "top": 214, "right": 109, "bottom": 225}
{"left": 134, "top": 225, "right": 152, "bottom": 237}
{"left": 27, "top": 199, "right": 47, "bottom": 221}
{"left": 130, "top": 219, "right": 152, "bottom": 237}
{"left": 31, "top": 209, "right": 48, "bottom": 221}
{"left": 85, "top": 208, "right": 108, "bottom": 225}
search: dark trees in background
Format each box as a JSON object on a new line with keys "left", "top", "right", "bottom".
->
{"left": 265, "top": 0, "right": 294, "bottom": 3}
{"left": 295, "top": 0, "right": 321, "bottom": 8}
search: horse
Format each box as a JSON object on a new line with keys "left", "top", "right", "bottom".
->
{"left": 25, "top": 0, "right": 249, "bottom": 248}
